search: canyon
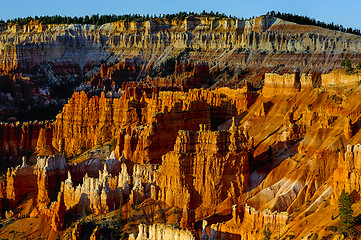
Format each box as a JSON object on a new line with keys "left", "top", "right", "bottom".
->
{"left": 1, "top": 13, "right": 361, "bottom": 240}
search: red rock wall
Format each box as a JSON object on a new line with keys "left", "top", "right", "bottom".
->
{"left": 5, "top": 165, "right": 37, "bottom": 207}
{"left": 322, "top": 69, "right": 361, "bottom": 87}
{"left": 207, "top": 204, "right": 289, "bottom": 240}
{"left": 262, "top": 73, "right": 300, "bottom": 98}
{"left": 333, "top": 144, "right": 361, "bottom": 200}
{"left": 157, "top": 125, "right": 251, "bottom": 220}
{"left": 0, "top": 122, "right": 43, "bottom": 158}
{"left": 53, "top": 88, "right": 254, "bottom": 163}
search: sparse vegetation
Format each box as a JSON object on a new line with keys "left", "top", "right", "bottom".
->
{"left": 267, "top": 11, "right": 361, "bottom": 36}
{"left": 78, "top": 220, "right": 96, "bottom": 239}
{"left": 0, "top": 11, "right": 236, "bottom": 26}
{"left": 341, "top": 58, "right": 354, "bottom": 74}
{"left": 325, "top": 225, "right": 338, "bottom": 232}
{"left": 4, "top": 10, "right": 358, "bottom": 37}
{"left": 82, "top": 205, "right": 90, "bottom": 217}
{"left": 150, "top": 47, "right": 193, "bottom": 77}
{"left": 263, "top": 224, "right": 271, "bottom": 240}
{"left": 338, "top": 189, "right": 355, "bottom": 237}
{"left": 117, "top": 198, "right": 126, "bottom": 230}
{"left": 235, "top": 47, "right": 247, "bottom": 53}
{"left": 311, "top": 233, "right": 318, "bottom": 240}
{"left": 356, "top": 62, "right": 361, "bottom": 70}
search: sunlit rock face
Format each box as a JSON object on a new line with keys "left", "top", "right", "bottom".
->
{"left": 157, "top": 124, "right": 251, "bottom": 220}
{"left": 2, "top": 14, "right": 361, "bottom": 240}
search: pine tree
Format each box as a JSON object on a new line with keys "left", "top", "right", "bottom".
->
{"left": 311, "top": 233, "right": 318, "bottom": 240}
{"left": 117, "top": 197, "right": 126, "bottom": 230}
{"left": 341, "top": 58, "right": 353, "bottom": 73}
{"left": 338, "top": 189, "right": 354, "bottom": 236}
{"left": 263, "top": 224, "right": 271, "bottom": 240}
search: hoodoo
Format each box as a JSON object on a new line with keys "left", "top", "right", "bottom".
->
{"left": 1, "top": 11, "right": 361, "bottom": 240}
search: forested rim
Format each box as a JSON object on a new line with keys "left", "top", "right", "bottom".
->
{"left": 267, "top": 11, "right": 360, "bottom": 36}
{"left": 0, "top": 11, "right": 236, "bottom": 25}
{"left": 1, "top": 10, "right": 360, "bottom": 36}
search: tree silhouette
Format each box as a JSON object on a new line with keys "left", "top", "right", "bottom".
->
{"left": 1, "top": 11, "right": 236, "bottom": 26}
{"left": 341, "top": 58, "right": 353, "bottom": 73}
{"left": 311, "top": 233, "right": 318, "bottom": 240}
{"left": 338, "top": 189, "right": 354, "bottom": 236}
{"left": 268, "top": 11, "right": 360, "bottom": 36}
{"left": 263, "top": 224, "right": 271, "bottom": 240}
{"left": 117, "top": 197, "right": 126, "bottom": 230}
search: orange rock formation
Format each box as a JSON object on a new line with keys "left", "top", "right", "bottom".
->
{"left": 52, "top": 87, "right": 254, "bottom": 164}
{"left": 157, "top": 123, "right": 251, "bottom": 220}
{"left": 3, "top": 15, "right": 361, "bottom": 239}
{"left": 0, "top": 122, "right": 43, "bottom": 159}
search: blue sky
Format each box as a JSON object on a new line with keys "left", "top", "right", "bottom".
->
{"left": 1, "top": 0, "right": 360, "bottom": 29}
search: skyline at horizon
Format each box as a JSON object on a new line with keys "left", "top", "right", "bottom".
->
{"left": 1, "top": 0, "right": 360, "bottom": 30}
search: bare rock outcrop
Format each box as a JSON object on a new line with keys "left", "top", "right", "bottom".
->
{"left": 0, "top": 121, "right": 43, "bottom": 160}
{"left": 53, "top": 88, "right": 253, "bottom": 163}
{"left": 204, "top": 204, "right": 289, "bottom": 240}
{"left": 4, "top": 161, "right": 37, "bottom": 207}
{"left": 333, "top": 144, "right": 361, "bottom": 200}
{"left": 135, "top": 223, "right": 195, "bottom": 240}
{"left": 262, "top": 73, "right": 301, "bottom": 98}
{"left": 63, "top": 166, "right": 121, "bottom": 215}
{"left": 321, "top": 69, "right": 361, "bottom": 87}
{"left": 0, "top": 154, "right": 67, "bottom": 216}
{"left": 49, "top": 190, "right": 66, "bottom": 231}
{"left": 157, "top": 124, "right": 251, "bottom": 220}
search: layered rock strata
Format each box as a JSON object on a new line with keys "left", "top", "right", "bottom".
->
{"left": 134, "top": 223, "right": 195, "bottom": 240}
{"left": 203, "top": 204, "right": 289, "bottom": 240}
{"left": 52, "top": 87, "right": 254, "bottom": 163}
{"left": 262, "top": 73, "right": 301, "bottom": 98}
{"left": 2, "top": 16, "right": 361, "bottom": 75}
{"left": 156, "top": 123, "right": 251, "bottom": 220}
{"left": 0, "top": 152, "right": 123, "bottom": 229}
{"left": 333, "top": 144, "right": 361, "bottom": 199}
{"left": 62, "top": 167, "right": 121, "bottom": 215}
{"left": 322, "top": 69, "right": 361, "bottom": 87}
{"left": 0, "top": 121, "right": 43, "bottom": 159}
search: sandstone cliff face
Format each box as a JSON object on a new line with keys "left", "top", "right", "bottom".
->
{"left": 2, "top": 16, "right": 361, "bottom": 76}
{"left": 261, "top": 72, "right": 317, "bottom": 98}
{"left": 49, "top": 190, "right": 66, "bottom": 231}
{"left": 239, "top": 204, "right": 289, "bottom": 239}
{"left": 0, "top": 151, "right": 125, "bottom": 231}
{"left": 262, "top": 73, "right": 300, "bottom": 98}
{"left": 2, "top": 14, "right": 361, "bottom": 125}
{"left": 0, "top": 154, "right": 67, "bottom": 214}
{"left": 261, "top": 72, "right": 320, "bottom": 99}
{"left": 145, "top": 62, "right": 210, "bottom": 90}
{"left": 53, "top": 87, "right": 254, "bottom": 163}
{"left": 156, "top": 123, "right": 251, "bottom": 220}
{"left": 0, "top": 121, "right": 43, "bottom": 160}
{"left": 134, "top": 223, "right": 195, "bottom": 240}
{"left": 129, "top": 163, "right": 160, "bottom": 203}
{"left": 89, "top": 61, "right": 141, "bottom": 91}
{"left": 4, "top": 161, "right": 37, "bottom": 207}
{"left": 333, "top": 144, "right": 361, "bottom": 199}
{"left": 321, "top": 69, "right": 361, "bottom": 87}
{"left": 0, "top": 23, "right": 111, "bottom": 73}
{"left": 35, "top": 155, "right": 67, "bottom": 209}
{"left": 62, "top": 167, "right": 121, "bottom": 215}
{"left": 4, "top": 74, "right": 361, "bottom": 238}
{"left": 203, "top": 204, "right": 289, "bottom": 240}
{"left": 3, "top": 14, "right": 361, "bottom": 240}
